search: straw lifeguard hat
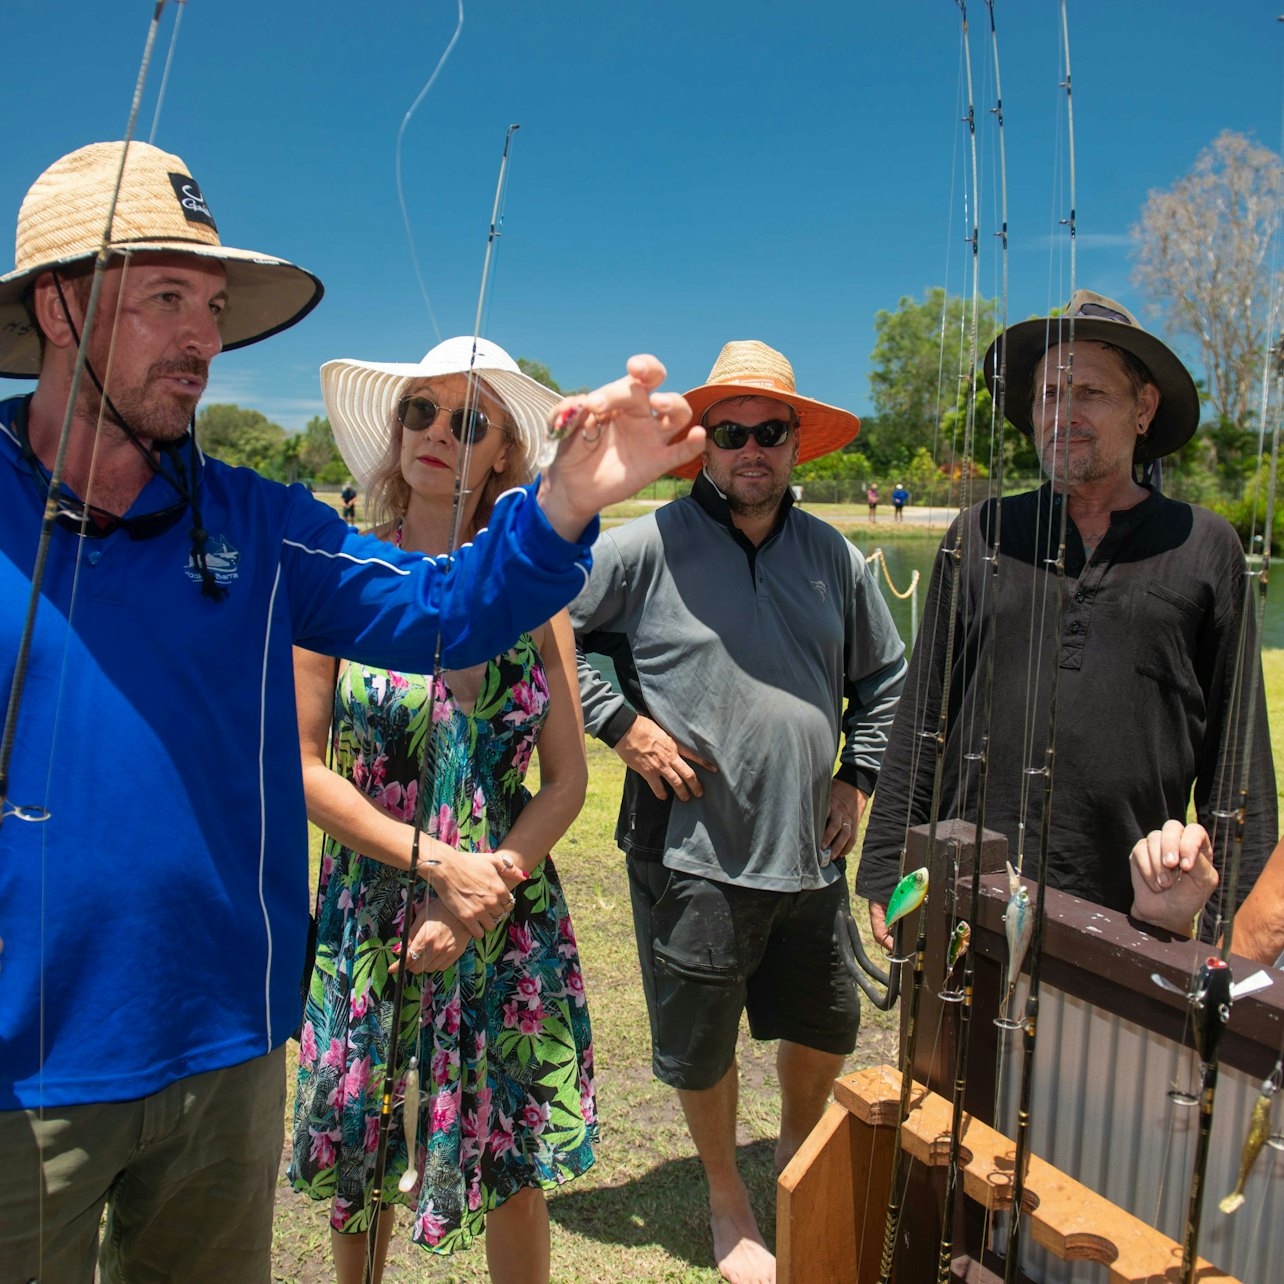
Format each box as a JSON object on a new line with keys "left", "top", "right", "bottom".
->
{"left": 322, "top": 336, "right": 561, "bottom": 488}
{"left": 673, "top": 340, "right": 859, "bottom": 480}
{"left": 0, "top": 141, "right": 323, "bottom": 377}
{"left": 982, "top": 289, "right": 1199, "bottom": 462}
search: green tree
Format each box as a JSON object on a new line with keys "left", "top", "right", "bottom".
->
{"left": 196, "top": 404, "right": 287, "bottom": 479}
{"left": 518, "top": 356, "right": 588, "bottom": 397}
{"left": 279, "top": 434, "right": 301, "bottom": 485}
{"left": 516, "top": 358, "right": 560, "bottom": 393}
{"left": 904, "top": 446, "right": 942, "bottom": 506}
{"left": 299, "top": 415, "right": 346, "bottom": 483}
{"left": 865, "top": 288, "right": 999, "bottom": 473}
{"left": 794, "top": 447, "right": 872, "bottom": 483}
{"left": 1209, "top": 456, "right": 1284, "bottom": 545}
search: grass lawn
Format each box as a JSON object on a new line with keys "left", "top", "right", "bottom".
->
{"left": 270, "top": 653, "right": 1284, "bottom": 1283}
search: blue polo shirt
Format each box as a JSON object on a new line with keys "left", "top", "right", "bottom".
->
{"left": 0, "top": 395, "right": 594, "bottom": 1108}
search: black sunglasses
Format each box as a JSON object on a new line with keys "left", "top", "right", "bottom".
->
{"left": 397, "top": 395, "right": 491, "bottom": 443}
{"left": 705, "top": 419, "right": 794, "bottom": 451}
{"left": 48, "top": 494, "right": 189, "bottom": 540}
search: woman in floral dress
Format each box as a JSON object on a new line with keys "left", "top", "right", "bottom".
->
{"left": 290, "top": 338, "right": 595, "bottom": 1284}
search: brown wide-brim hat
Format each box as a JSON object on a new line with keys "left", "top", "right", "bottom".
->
{"left": 673, "top": 339, "right": 859, "bottom": 480}
{"left": 982, "top": 289, "right": 1199, "bottom": 463}
{"left": 0, "top": 141, "right": 324, "bottom": 377}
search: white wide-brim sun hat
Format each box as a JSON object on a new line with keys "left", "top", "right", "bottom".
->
{"left": 322, "top": 336, "right": 561, "bottom": 488}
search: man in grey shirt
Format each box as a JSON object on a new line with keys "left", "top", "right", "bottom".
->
{"left": 571, "top": 341, "right": 906, "bottom": 1284}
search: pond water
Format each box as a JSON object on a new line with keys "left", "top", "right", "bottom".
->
{"left": 849, "top": 529, "right": 1284, "bottom": 653}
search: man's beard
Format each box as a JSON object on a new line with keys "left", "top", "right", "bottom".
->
{"left": 1038, "top": 436, "right": 1125, "bottom": 489}
{"left": 82, "top": 356, "right": 207, "bottom": 444}
{"left": 726, "top": 482, "right": 789, "bottom": 519}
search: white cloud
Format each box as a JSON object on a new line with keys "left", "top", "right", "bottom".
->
{"left": 1023, "top": 232, "right": 1134, "bottom": 251}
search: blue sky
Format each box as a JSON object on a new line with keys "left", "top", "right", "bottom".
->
{"left": 4, "top": 0, "right": 1283, "bottom": 431}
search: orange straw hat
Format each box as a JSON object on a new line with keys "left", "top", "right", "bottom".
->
{"left": 674, "top": 340, "right": 859, "bottom": 480}
{"left": 0, "top": 141, "right": 323, "bottom": 377}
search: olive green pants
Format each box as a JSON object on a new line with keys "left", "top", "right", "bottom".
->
{"left": 0, "top": 1046, "right": 286, "bottom": 1284}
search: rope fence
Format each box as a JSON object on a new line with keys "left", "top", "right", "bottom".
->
{"left": 865, "top": 548, "right": 922, "bottom": 643}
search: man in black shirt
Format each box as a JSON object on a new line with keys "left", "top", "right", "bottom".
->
{"left": 858, "top": 290, "right": 1275, "bottom": 945}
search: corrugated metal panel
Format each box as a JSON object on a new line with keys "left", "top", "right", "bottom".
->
{"left": 991, "top": 979, "right": 1283, "bottom": 1281}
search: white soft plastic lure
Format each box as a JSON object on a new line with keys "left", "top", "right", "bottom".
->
{"left": 398, "top": 1056, "right": 421, "bottom": 1194}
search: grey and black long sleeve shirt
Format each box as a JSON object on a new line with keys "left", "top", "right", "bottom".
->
{"left": 857, "top": 484, "right": 1276, "bottom": 924}
{"left": 570, "top": 471, "right": 907, "bottom": 892}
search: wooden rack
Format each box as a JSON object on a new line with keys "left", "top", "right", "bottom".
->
{"left": 777, "top": 821, "right": 1283, "bottom": 1282}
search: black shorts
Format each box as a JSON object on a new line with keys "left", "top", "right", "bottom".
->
{"left": 627, "top": 857, "right": 861, "bottom": 1091}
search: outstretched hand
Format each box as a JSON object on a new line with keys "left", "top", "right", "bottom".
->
{"left": 537, "top": 355, "right": 703, "bottom": 540}
{"left": 1129, "top": 819, "right": 1218, "bottom": 936}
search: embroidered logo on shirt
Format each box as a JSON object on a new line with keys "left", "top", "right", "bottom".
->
{"left": 184, "top": 535, "right": 240, "bottom": 584}
{"left": 811, "top": 579, "right": 828, "bottom": 601}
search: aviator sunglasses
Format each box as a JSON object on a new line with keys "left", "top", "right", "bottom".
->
{"left": 703, "top": 418, "right": 794, "bottom": 451}
{"left": 397, "top": 395, "right": 492, "bottom": 443}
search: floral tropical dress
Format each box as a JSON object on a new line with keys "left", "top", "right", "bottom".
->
{"left": 290, "top": 635, "right": 597, "bottom": 1253}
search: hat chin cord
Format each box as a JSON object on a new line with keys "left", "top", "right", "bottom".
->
{"left": 52, "top": 274, "right": 227, "bottom": 601}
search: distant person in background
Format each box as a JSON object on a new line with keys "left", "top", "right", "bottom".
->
{"left": 340, "top": 478, "right": 358, "bottom": 526}
{"left": 891, "top": 481, "right": 909, "bottom": 523}
{"left": 572, "top": 340, "right": 906, "bottom": 1284}
{"left": 867, "top": 481, "right": 879, "bottom": 521}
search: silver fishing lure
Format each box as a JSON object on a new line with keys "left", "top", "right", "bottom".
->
{"left": 998, "top": 862, "right": 1032, "bottom": 1023}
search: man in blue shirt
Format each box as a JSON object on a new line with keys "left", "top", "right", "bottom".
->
{"left": 0, "top": 140, "right": 701, "bottom": 1283}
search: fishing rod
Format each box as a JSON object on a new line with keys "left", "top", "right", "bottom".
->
{"left": 874, "top": 7, "right": 987, "bottom": 1277}
{"left": 1172, "top": 252, "right": 1284, "bottom": 1284}
{"left": 361, "top": 119, "right": 521, "bottom": 1284}
{"left": 1002, "top": 5, "right": 1077, "bottom": 1278}
{"left": 0, "top": 7, "right": 183, "bottom": 1282}
{"left": 935, "top": 1, "right": 1009, "bottom": 1276}
{"left": 0, "top": 0, "right": 174, "bottom": 827}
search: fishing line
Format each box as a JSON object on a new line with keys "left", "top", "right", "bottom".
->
{"left": 1002, "top": 6, "right": 1077, "bottom": 1277}
{"left": 0, "top": 0, "right": 170, "bottom": 823}
{"left": 361, "top": 120, "right": 521, "bottom": 1284}
{"left": 2, "top": 8, "right": 181, "bottom": 1276}
{"left": 395, "top": 0, "right": 465, "bottom": 344}
{"left": 936, "top": 3, "right": 1010, "bottom": 1276}
{"left": 874, "top": 11, "right": 987, "bottom": 1278}
{"left": 148, "top": 0, "right": 186, "bottom": 144}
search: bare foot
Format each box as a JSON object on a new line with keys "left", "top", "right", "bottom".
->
{"left": 773, "top": 1136, "right": 801, "bottom": 1175}
{"left": 711, "top": 1204, "right": 776, "bottom": 1284}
